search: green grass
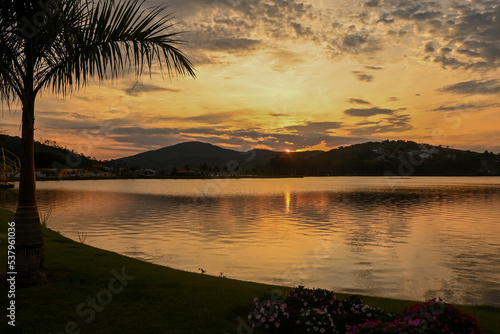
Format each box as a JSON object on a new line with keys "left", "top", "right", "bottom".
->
{"left": 1, "top": 208, "right": 499, "bottom": 333}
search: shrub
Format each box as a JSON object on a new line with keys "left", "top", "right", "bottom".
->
{"left": 248, "top": 288, "right": 483, "bottom": 334}
{"left": 351, "top": 298, "right": 484, "bottom": 333}
{"left": 248, "top": 286, "right": 391, "bottom": 333}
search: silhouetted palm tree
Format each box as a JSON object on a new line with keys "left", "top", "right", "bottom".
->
{"left": 0, "top": 0, "right": 195, "bottom": 286}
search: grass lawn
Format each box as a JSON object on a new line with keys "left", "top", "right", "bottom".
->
{"left": 1, "top": 208, "right": 499, "bottom": 333}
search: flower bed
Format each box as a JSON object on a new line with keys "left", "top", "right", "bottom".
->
{"left": 248, "top": 286, "right": 483, "bottom": 333}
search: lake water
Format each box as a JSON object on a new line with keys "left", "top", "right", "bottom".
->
{"left": 1, "top": 177, "right": 500, "bottom": 306}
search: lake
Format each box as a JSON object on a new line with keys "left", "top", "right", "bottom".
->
{"left": 1, "top": 177, "right": 499, "bottom": 306}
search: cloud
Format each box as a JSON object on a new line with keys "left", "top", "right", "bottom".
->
{"left": 424, "top": 42, "right": 435, "bottom": 53}
{"left": 290, "top": 22, "right": 313, "bottom": 37}
{"left": 377, "top": 1, "right": 500, "bottom": 71}
{"left": 347, "top": 98, "right": 372, "bottom": 105}
{"left": 334, "top": 32, "right": 383, "bottom": 55}
{"left": 364, "top": 0, "right": 379, "bottom": 8}
{"left": 285, "top": 122, "right": 343, "bottom": 133}
{"left": 431, "top": 103, "right": 500, "bottom": 112}
{"left": 344, "top": 107, "right": 397, "bottom": 117}
{"left": 352, "top": 71, "right": 374, "bottom": 82}
{"left": 349, "top": 114, "right": 413, "bottom": 136}
{"left": 107, "top": 124, "right": 365, "bottom": 152}
{"left": 125, "top": 83, "right": 181, "bottom": 96}
{"left": 40, "top": 110, "right": 95, "bottom": 120}
{"left": 269, "top": 112, "right": 289, "bottom": 117}
{"left": 438, "top": 79, "right": 500, "bottom": 95}
{"left": 196, "top": 37, "right": 262, "bottom": 53}
{"left": 146, "top": 110, "right": 262, "bottom": 128}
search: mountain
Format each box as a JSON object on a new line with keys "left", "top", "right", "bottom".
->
{"left": 113, "top": 141, "right": 280, "bottom": 172}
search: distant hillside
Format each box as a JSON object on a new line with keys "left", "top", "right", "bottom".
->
{"left": 3, "top": 135, "right": 499, "bottom": 176}
{"left": 0, "top": 135, "right": 99, "bottom": 169}
{"left": 268, "top": 140, "right": 500, "bottom": 176}
{"left": 113, "top": 141, "right": 280, "bottom": 172}
{"left": 113, "top": 139, "right": 500, "bottom": 176}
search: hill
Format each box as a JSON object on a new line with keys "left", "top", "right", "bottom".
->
{"left": 0, "top": 134, "right": 99, "bottom": 169}
{"left": 112, "top": 141, "right": 283, "bottom": 173}
{"left": 2, "top": 134, "right": 499, "bottom": 176}
{"left": 114, "top": 139, "right": 500, "bottom": 176}
{"left": 268, "top": 140, "right": 500, "bottom": 176}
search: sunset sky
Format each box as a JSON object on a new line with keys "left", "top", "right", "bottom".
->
{"left": 2, "top": 0, "right": 500, "bottom": 159}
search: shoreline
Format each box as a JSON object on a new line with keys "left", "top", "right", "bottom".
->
{"left": 4, "top": 174, "right": 500, "bottom": 183}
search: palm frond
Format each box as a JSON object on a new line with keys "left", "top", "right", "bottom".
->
{"left": 35, "top": 0, "right": 195, "bottom": 96}
{"left": 0, "top": 1, "right": 26, "bottom": 104}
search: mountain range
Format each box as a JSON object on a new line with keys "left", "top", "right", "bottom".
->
{"left": 1, "top": 134, "right": 499, "bottom": 176}
{"left": 113, "top": 140, "right": 499, "bottom": 176}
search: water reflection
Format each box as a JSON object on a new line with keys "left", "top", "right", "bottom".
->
{"left": 1, "top": 177, "right": 499, "bottom": 306}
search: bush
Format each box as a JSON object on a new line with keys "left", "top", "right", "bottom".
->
{"left": 248, "top": 286, "right": 391, "bottom": 333}
{"left": 352, "top": 298, "right": 484, "bottom": 333}
{"left": 248, "top": 287, "right": 483, "bottom": 334}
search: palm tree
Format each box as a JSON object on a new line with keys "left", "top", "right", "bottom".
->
{"left": 0, "top": 0, "right": 195, "bottom": 286}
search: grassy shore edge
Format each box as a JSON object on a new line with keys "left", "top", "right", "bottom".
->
{"left": 1, "top": 208, "right": 499, "bottom": 333}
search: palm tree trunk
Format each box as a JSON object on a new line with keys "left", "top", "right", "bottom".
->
{"left": 15, "top": 94, "right": 46, "bottom": 286}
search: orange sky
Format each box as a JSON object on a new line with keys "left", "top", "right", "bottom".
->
{"left": 2, "top": 0, "right": 500, "bottom": 159}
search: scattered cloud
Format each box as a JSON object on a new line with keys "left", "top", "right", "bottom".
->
{"left": 438, "top": 79, "right": 500, "bottom": 96}
{"left": 285, "top": 121, "right": 343, "bottom": 134}
{"left": 424, "top": 42, "right": 435, "bottom": 53}
{"left": 344, "top": 107, "right": 398, "bottom": 117}
{"left": 349, "top": 114, "right": 413, "bottom": 136}
{"left": 108, "top": 124, "right": 368, "bottom": 153}
{"left": 364, "top": 0, "right": 380, "bottom": 8}
{"left": 195, "top": 37, "right": 262, "bottom": 53}
{"left": 125, "top": 83, "right": 181, "bottom": 96}
{"left": 347, "top": 98, "right": 372, "bottom": 105}
{"left": 352, "top": 71, "right": 374, "bottom": 82}
{"left": 431, "top": 103, "right": 500, "bottom": 112}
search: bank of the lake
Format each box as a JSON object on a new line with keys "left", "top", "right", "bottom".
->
{"left": 1, "top": 209, "right": 499, "bottom": 333}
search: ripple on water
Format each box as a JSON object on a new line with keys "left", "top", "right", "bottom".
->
{"left": 2, "top": 177, "right": 499, "bottom": 306}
